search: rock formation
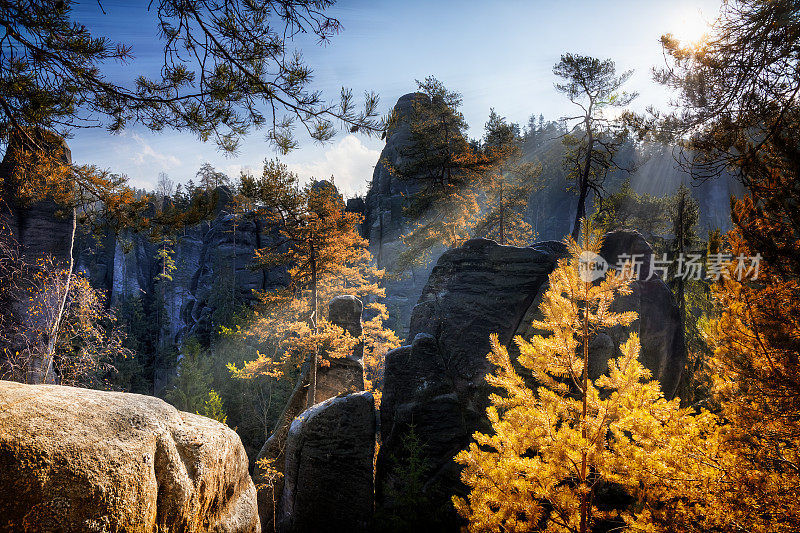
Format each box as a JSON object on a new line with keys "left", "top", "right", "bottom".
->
{"left": 376, "top": 231, "right": 686, "bottom": 531}
{"left": 0, "top": 129, "right": 75, "bottom": 264}
{"left": 254, "top": 295, "right": 369, "bottom": 531}
{"left": 0, "top": 380, "right": 260, "bottom": 532}
{"left": 278, "top": 392, "right": 376, "bottom": 533}
{"left": 362, "top": 92, "right": 437, "bottom": 340}
{"left": 79, "top": 187, "right": 287, "bottom": 349}
{"left": 316, "top": 295, "right": 366, "bottom": 402}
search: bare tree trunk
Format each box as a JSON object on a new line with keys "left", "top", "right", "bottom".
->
{"left": 232, "top": 210, "right": 237, "bottom": 309}
{"left": 41, "top": 206, "right": 76, "bottom": 384}
{"left": 306, "top": 240, "right": 318, "bottom": 409}
{"left": 499, "top": 182, "right": 505, "bottom": 245}
{"left": 571, "top": 135, "right": 594, "bottom": 241}
{"left": 676, "top": 191, "right": 687, "bottom": 325}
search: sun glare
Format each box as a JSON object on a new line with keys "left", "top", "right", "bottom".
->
{"left": 673, "top": 7, "right": 711, "bottom": 45}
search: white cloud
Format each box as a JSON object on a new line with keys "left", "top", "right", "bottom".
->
{"left": 221, "top": 163, "right": 256, "bottom": 179}
{"left": 286, "top": 135, "right": 380, "bottom": 197}
{"left": 130, "top": 133, "right": 181, "bottom": 170}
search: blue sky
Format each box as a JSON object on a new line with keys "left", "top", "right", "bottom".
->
{"left": 67, "top": 0, "right": 721, "bottom": 195}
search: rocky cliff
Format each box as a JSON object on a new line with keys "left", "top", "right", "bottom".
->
{"left": 77, "top": 189, "right": 287, "bottom": 348}
{"left": 375, "top": 231, "right": 687, "bottom": 531}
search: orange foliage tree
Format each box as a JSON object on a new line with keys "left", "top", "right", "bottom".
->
{"left": 228, "top": 160, "right": 398, "bottom": 405}
{"left": 652, "top": 1, "right": 800, "bottom": 528}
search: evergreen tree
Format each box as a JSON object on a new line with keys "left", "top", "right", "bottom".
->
{"left": 454, "top": 222, "right": 717, "bottom": 532}
{"left": 593, "top": 180, "right": 670, "bottom": 242}
{"left": 0, "top": 0, "right": 385, "bottom": 155}
{"left": 109, "top": 295, "right": 152, "bottom": 393}
{"left": 230, "top": 160, "right": 389, "bottom": 405}
{"left": 391, "top": 77, "right": 472, "bottom": 189}
{"left": 553, "top": 54, "right": 638, "bottom": 240}
{"left": 472, "top": 109, "right": 541, "bottom": 246}
{"left": 388, "top": 77, "right": 487, "bottom": 268}
{"left": 200, "top": 390, "right": 227, "bottom": 425}
{"left": 665, "top": 184, "right": 707, "bottom": 403}
{"left": 393, "top": 87, "right": 540, "bottom": 267}
{"left": 196, "top": 163, "right": 230, "bottom": 191}
{"left": 165, "top": 339, "right": 213, "bottom": 414}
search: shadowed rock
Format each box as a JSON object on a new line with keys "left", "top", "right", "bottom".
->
{"left": 254, "top": 295, "right": 368, "bottom": 531}
{"left": 376, "top": 231, "right": 686, "bottom": 531}
{"left": 278, "top": 391, "right": 376, "bottom": 533}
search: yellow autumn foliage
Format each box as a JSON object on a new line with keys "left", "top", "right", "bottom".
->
{"left": 453, "top": 222, "right": 724, "bottom": 533}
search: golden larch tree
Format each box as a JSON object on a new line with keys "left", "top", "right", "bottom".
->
{"left": 453, "top": 222, "right": 719, "bottom": 533}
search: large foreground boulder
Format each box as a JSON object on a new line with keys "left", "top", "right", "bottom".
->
{"left": 0, "top": 380, "right": 260, "bottom": 533}
{"left": 279, "top": 391, "right": 376, "bottom": 533}
{"left": 376, "top": 231, "right": 686, "bottom": 531}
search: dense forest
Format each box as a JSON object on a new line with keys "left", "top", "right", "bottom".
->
{"left": 0, "top": 1, "right": 798, "bottom": 532}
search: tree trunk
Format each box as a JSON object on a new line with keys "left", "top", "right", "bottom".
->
{"left": 579, "top": 277, "right": 591, "bottom": 533}
{"left": 676, "top": 192, "right": 687, "bottom": 326}
{"left": 306, "top": 240, "right": 318, "bottom": 409}
{"left": 499, "top": 182, "right": 505, "bottom": 245}
{"left": 41, "top": 206, "right": 76, "bottom": 384}
{"left": 571, "top": 123, "right": 594, "bottom": 241}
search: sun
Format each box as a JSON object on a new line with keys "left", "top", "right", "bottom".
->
{"left": 672, "top": 7, "right": 711, "bottom": 45}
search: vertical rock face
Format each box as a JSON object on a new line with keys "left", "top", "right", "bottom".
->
{"left": 75, "top": 187, "right": 288, "bottom": 347}
{"left": 316, "top": 295, "right": 366, "bottom": 403}
{"left": 597, "top": 230, "right": 686, "bottom": 395}
{"left": 362, "top": 93, "right": 437, "bottom": 340}
{"left": 279, "top": 391, "right": 376, "bottom": 533}
{"left": 0, "top": 130, "right": 75, "bottom": 264}
{"left": 182, "top": 208, "right": 286, "bottom": 344}
{"left": 255, "top": 295, "right": 370, "bottom": 531}
{"left": 376, "top": 231, "right": 686, "bottom": 531}
{"left": 0, "top": 380, "right": 260, "bottom": 533}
